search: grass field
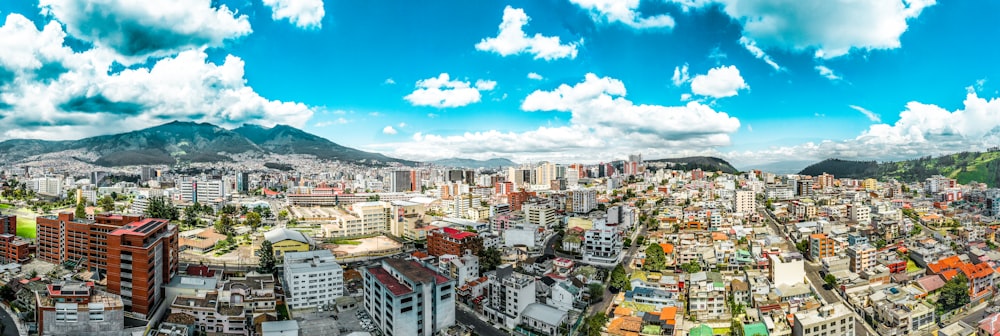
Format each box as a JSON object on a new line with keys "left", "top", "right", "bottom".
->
{"left": 0, "top": 203, "right": 11, "bottom": 210}
{"left": 906, "top": 259, "right": 922, "bottom": 273}
{"left": 16, "top": 216, "right": 36, "bottom": 239}
{"left": 332, "top": 239, "right": 362, "bottom": 245}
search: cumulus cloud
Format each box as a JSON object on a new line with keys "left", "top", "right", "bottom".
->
{"left": 527, "top": 72, "right": 544, "bottom": 80}
{"left": 849, "top": 105, "right": 881, "bottom": 122}
{"left": 370, "top": 73, "right": 741, "bottom": 162}
{"left": 382, "top": 126, "right": 397, "bottom": 135}
{"left": 403, "top": 73, "right": 494, "bottom": 108}
{"left": 39, "top": 0, "right": 251, "bottom": 61}
{"left": 476, "top": 6, "right": 579, "bottom": 61}
{"left": 738, "top": 36, "right": 781, "bottom": 70}
{"left": 570, "top": 0, "right": 675, "bottom": 29}
{"left": 815, "top": 65, "right": 843, "bottom": 81}
{"left": 314, "top": 117, "right": 348, "bottom": 127}
{"left": 710, "top": 0, "right": 936, "bottom": 59}
{"left": 0, "top": 13, "right": 313, "bottom": 140}
{"left": 671, "top": 64, "right": 690, "bottom": 86}
{"left": 262, "top": 0, "right": 325, "bottom": 29}
{"left": 690, "top": 65, "right": 749, "bottom": 98}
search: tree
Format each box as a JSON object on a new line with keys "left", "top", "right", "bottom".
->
{"left": 215, "top": 215, "right": 234, "bottom": 235}
{"left": 939, "top": 273, "right": 970, "bottom": 311}
{"left": 183, "top": 205, "right": 202, "bottom": 228}
{"left": 796, "top": 239, "right": 809, "bottom": 254}
{"left": 98, "top": 195, "right": 115, "bottom": 212}
{"left": 623, "top": 237, "right": 632, "bottom": 247}
{"left": 581, "top": 312, "right": 609, "bottom": 336}
{"left": 875, "top": 239, "right": 887, "bottom": 249}
{"left": 257, "top": 240, "right": 277, "bottom": 274}
{"left": 146, "top": 196, "right": 179, "bottom": 221}
{"left": 609, "top": 264, "right": 630, "bottom": 291}
{"left": 643, "top": 243, "right": 666, "bottom": 271}
{"left": 587, "top": 283, "right": 605, "bottom": 303}
{"left": 245, "top": 211, "right": 262, "bottom": 231}
{"left": 478, "top": 247, "right": 502, "bottom": 274}
{"left": 75, "top": 197, "right": 88, "bottom": 219}
{"left": 824, "top": 274, "right": 837, "bottom": 288}
{"left": 277, "top": 209, "right": 289, "bottom": 221}
{"left": 635, "top": 236, "right": 645, "bottom": 246}
{"left": 680, "top": 262, "right": 702, "bottom": 273}
{"left": 910, "top": 225, "right": 923, "bottom": 236}
{"left": 0, "top": 285, "right": 14, "bottom": 302}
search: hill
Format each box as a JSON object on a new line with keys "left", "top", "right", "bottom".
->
{"left": 431, "top": 158, "right": 517, "bottom": 168}
{"left": 0, "top": 121, "right": 414, "bottom": 167}
{"left": 799, "top": 150, "right": 1000, "bottom": 186}
{"left": 646, "top": 156, "right": 739, "bottom": 174}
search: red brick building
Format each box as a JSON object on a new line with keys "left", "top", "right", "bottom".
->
{"left": 106, "top": 218, "right": 178, "bottom": 316}
{"left": 427, "top": 227, "right": 483, "bottom": 257}
{"left": 506, "top": 190, "right": 537, "bottom": 211}
{"left": 37, "top": 213, "right": 177, "bottom": 316}
{"left": 0, "top": 214, "right": 15, "bottom": 235}
{"left": 0, "top": 215, "right": 29, "bottom": 263}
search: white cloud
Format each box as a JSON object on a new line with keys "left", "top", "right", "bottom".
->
{"left": 671, "top": 64, "right": 690, "bottom": 86}
{"left": 815, "top": 65, "right": 843, "bottom": 81}
{"left": 262, "top": 0, "right": 325, "bottom": 29}
{"left": 39, "top": 0, "right": 251, "bottom": 61}
{"left": 382, "top": 126, "right": 397, "bottom": 135}
{"left": 570, "top": 0, "right": 675, "bottom": 29}
{"left": 849, "top": 105, "right": 881, "bottom": 122}
{"left": 527, "top": 72, "right": 544, "bottom": 80}
{"left": 404, "top": 73, "right": 493, "bottom": 108}
{"left": 475, "top": 6, "right": 579, "bottom": 61}
{"left": 427, "top": 113, "right": 438, "bottom": 118}
{"left": 711, "top": 0, "right": 936, "bottom": 59}
{"left": 0, "top": 13, "right": 313, "bottom": 140}
{"left": 371, "top": 73, "right": 740, "bottom": 162}
{"left": 383, "top": 78, "right": 396, "bottom": 85}
{"left": 369, "top": 112, "right": 382, "bottom": 117}
{"left": 315, "top": 117, "right": 348, "bottom": 127}
{"left": 680, "top": 93, "right": 692, "bottom": 101}
{"left": 398, "top": 122, "right": 406, "bottom": 128}
{"left": 474, "top": 79, "right": 497, "bottom": 91}
{"left": 738, "top": 36, "right": 781, "bottom": 70}
{"left": 690, "top": 65, "right": 749, "bottom": 98}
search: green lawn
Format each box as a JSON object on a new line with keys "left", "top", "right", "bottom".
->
{"left": 906, "top": 259, "right": 922, "bottom": 273}
{"left": 0, "top": 204, "right": 11, "bottom": 210}
{"left": 277, "top": 303, "right": 290, "bottom": 320}
{"left": 16, "top": 216, "right": 36, "bottom": 239}
{"left": 332, "top": 239, "right": 362, "bottom": 245}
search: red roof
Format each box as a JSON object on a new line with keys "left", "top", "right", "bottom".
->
{"left": 980, "top": 313, "right": 1000, "bottom": 336}
{"left": 442, "top": 227, "right": 476, "bottom": 240}
{"left": 367, "top": 266, "right": 412, "bottom": 296}
{"left": 186, "top": 265, "right": 217, "bottom": 277}
{"left": 411, "top": 251, "right": 430, "bottom": 259}
{"left": 262, "top": 188, "right": 280, "bottom": 196}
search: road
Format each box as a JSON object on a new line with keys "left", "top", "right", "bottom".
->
{"left": 962, "top": 305, "right": 990, "bottom": 328}
{"left": 456, "top": 306, "right": 505, "bottom": 336}
{"left": 0, "top": 305, "right": 18, "bottom": 336}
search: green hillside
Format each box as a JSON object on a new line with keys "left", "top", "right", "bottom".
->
{"left": 799, "top": 150, "right": 1000, "bottom": 187}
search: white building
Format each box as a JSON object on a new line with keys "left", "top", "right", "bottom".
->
{"left": 178, "top": 179, "right": 226, "bottom": 203}
{"left": 485, "top": 266, "right": 536, "bottom": 329}
{"left": 283, "top": 250, "right": 344, "bottom": 309}
{"left": 849, "top": 203, "right": 871, "bottom": 223}
{"left": 524, "top": 204, "right": 558, "bottom": 228}
{"left": 504, "top": 224, "right": 542, "bottom": 250}
{"left": 792, "top": 303, "right": 855, "bottom": 336}
{"left": 438, "top": 251, "right": 479, "bottom": 286}
{"left": 30, "top": 176, "right": 63, "bottom": 197}
{"left": 769, "top": 252, "right": 805, "bottom": 288}
{"left": 566, "top": 189, "right": 597, "bottom": 214}
{"left": 520, "top": 303, "right": 569, "bottom": 336}
{"left": 582, "top": 219, "right": 623, "bottom": 267}
{"left": 364, "top": 258, "right": 456, "bottom": 336}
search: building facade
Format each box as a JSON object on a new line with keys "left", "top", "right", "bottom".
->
{"left": 283, "top": 250, "right": 344, "bottom": 309}
{"left": 35, "top": 282, "right": 127, "bottom": 336}
{"left": 427, "top": 227, "right": 483, "bottom": 257}
{"left": 106, "top": 218, "right": 179, "bottom": 317}
{"left": 363, "top": 258, "right": 456, "bottom": 336}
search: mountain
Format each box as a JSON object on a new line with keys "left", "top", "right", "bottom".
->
{"left": 799, "top": 150, "right": 1000, "bottom": 186}
{"left": 431, "top": 158, "right": 517, "bottom": 168}
{"left": 0, "top": 121, "right": 414, "bottom": 167}
{"left": 744, "top": 160, "right": 816, "bottom": 175}
{"left": 646, "top": 156, "right": 739, "bottom": 174}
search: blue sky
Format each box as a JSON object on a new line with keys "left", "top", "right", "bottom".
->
{"left": 1, "top": 0, "right": 1000, "bottom": 169}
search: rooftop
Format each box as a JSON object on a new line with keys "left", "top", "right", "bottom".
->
{"left": 522, "top": 303, "right": 567, "bottom": 326}
{"left": 109, "top": 218, "right": 167, "bottom": 236}
{"left": 384, "top": 258, "right": 450, "bottom": 285}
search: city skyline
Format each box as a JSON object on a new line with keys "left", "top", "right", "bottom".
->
{"left": 1, "top": 0, "right": 1000, "bottom": 168}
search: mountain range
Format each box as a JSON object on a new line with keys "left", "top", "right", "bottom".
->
{"left": 646, "top": 156, "right": 740, "bottom": 174}
{"left": 799, "top": 150, "right": 1000, "bottom": 187}
{"left": 0, "top": 121, "right": 415, "bottom": 166}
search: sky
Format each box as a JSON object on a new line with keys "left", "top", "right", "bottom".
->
{"left": 1, "top": 0, "right": 1000, "bottom": 169}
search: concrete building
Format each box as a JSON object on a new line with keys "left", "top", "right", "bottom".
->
{"left": 0, "top": 215, "right": 29, "bottom": 263}
{"left": 262, "top": 228, "right": 314, "bottom": 258}
{"left": 390, "top": 201, "right": 429, "bottom": 241}
{"left": 792, "top": 303, "right": 855, "bottom": 336}
{"left": 734, "top": 190, "right": 755, "bottom": 216}
{"left": 849, "top": 203, "right": 871, "bottom": 223}
{"left": 484, "top": 266, "right": 536, "bottom": 329}
{"left": 809, "top": 233, "right": 836, "bottom": 261}
{"left": 390, "top": 170, "right": 414, "bottom": 193}
{"left": 847, "top": 244, "right": 877, "bottom": 273}
{"left": 283, "top": 250, "right": 344, "bottom": 310}
{"left": 35, "top": 281, "right": 128, "bottom": 336}
{"left": 524, "top": 204, "right": 558, "bottom": 228}
{"left": 582, "top": 219, "right": 623, "bottom": 266}
{"left": 769, "top": 252, "right": 805, "bottom": 288}
{"left": 565, "top": 189, "right": 597, "bottom": 214}
{"left": 179, "top": 179, "right": 225, "bottom": 203}
{"left": 106, "top": 218, "right": 180, "bottom": 317}
{"left": 363, "top": 258, "right": 456, "bottom": 336}
{"left": 427, "top": 227, "right": 483, "bottom": 257}
{"left": 687, "top": 272, "right": 728, "bottom": 321}
{"left": 438, "top": 251, "right": 479, "bottom": 286}
{"left": 519, "top": 303, "right": 568, "bottom": 336}
{"left": 169, "top": 273, "right": 277, "bottom": 336}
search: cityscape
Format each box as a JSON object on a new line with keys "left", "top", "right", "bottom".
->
{"left": 1, "top": 1, "right": 1000, "bottom": 336}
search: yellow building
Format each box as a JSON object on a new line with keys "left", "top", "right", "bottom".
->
{"left": 262, "top": 228, "right": 313, "bottom": 257}
{"left": 863, "top": 178, "right": 878, "bottom": 191}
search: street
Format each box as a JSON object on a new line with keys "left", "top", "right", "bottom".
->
{"left": 456, "top": 306, "right": 505, "bottom": 336}
{"left": 0, "top": 306, "right": 18, "bottom": 336}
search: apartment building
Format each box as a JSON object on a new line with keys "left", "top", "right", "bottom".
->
{"left": 809, "top": 233, "right": 835, "bottom": 261}
{"left": 427, "top": 227, "right": 483, "bottom": 257}
{"left": 524, "top": 203, "right": 558, "bottom": 228}
{"left": 37, "top": 213, "right": 143, "bottom": 271}
{"left": 169, "top": 273, "right": 277, "bottom": 336}
{"left": 438, "top": 251, "right": 479, "bottom": 286}
{"left": 847, "top": 244, "right": 877, "bottom": 273}
{"left": 792, "top": 303, "right": 855, "bottom": 336}
{"left": 106, "top": 218, "right": 179, "bottom": 317}
{"left": 687, "top": 272, "right": 728, "bottom": 321}
{"left": 484, "top": 266, "right": 536, "bottom": 329}
{"left": 582, "top": 219, "right": 623, "bottom": 266}
{"left": 283, "top": 250, "right": 344, "bottom": 309}
{"left": 178, "top": 179, "right": 226, "bottom": 203}
{"left": 848, "top": 203, "right": 871, "bottom": 223}
{"left": 363, "top": 258, "right": 456, "bottom": 336}
{"left": 35, "top": 282, "right": 128, "bottom": 336}
{"left": 565, "top": 189, "right": 597, "bottom": 214}
{"left": 389, "top": 200, "right": 429, "bottom": 241}
{"left": 769, "top": 252, "right": 806, "bottom": 288}
{"left": 0, "top": 214, "right": 29, "bottom": 263}
{"left": 734, "top": 190, "right": 755, "bottom": 216}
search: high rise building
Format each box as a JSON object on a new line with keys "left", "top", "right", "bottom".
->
{"left": 734, "top": 190, "right": 755, "bottom": 215}
{"left": 236, "top": 172, "right": 250, "bottom": 194}
{"left": 809, "top": 233, "right": 835, "bottom": 261}
{"left": 364, "top": 258, "right": 456, "bottom": 336}
{"left": 390, "top": 170, "right": 413, "bottom": 192}
{"left": 105, "top": 218, "right": 179, "bottom": 316}
{"left": 283, "top": 250, "right": 344, "bottom": 309}
{"left": 566, "top": 189, "right": 597, "bottom": 214}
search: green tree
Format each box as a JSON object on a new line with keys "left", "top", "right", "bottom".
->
{"left": 642, "top": 243, "right": 666, "bottom": 271}
{"left": 98, "top": 195, "right": 115, "bottom": 212}
{"left": 910, "top": 225, "right": 922, "bottom": 236}
{"left": 587, "top": 283, "right": 605, "bottom": 303}
{"left": 796, "top": 239, "right": 809, "bottom": 254}
{"left": 680, "top": 262, "right": 702, "bottom": 273}
{"left": 0, "top": 285, "right": 14, "bottom": 301}
{"left": 478, "top": 247, "right": 502, "bottom": 274}
{"left": 581, "top": 312, "right": 609, "bottom": 336}
{"left": 939, "top": 273, "right": 970, "bottom": 311}
{"left": 609, "top": 264, "right": 631, "bottom": 291}
{"left": 875, "top": 239, "right": 887, "bottom": 249}
{"left": 824, "top": 274, "right": 837, "bottom": 288}
{"left": 183, "top": 205, "right": 201, "bottom": 228}
{"left": 146, "top": 196, "right": 179, "bottom": 220}
{"left": 75, "top": 197, "right": 88, "bottom": 219}
{"left": 245, "top": 211, "right": 262, "bottom": 231}
{"left": 215, "top": 215, "right": 234, "bottom": 235}
{"left": 277, "top": 209, "right": 289, "bottom": 221}
{"left": 257, "top": 240, "right": 277, "bottom": 274}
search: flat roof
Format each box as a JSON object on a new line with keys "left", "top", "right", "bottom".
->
{"left": 384, "top": 258, "right": 449, "bottom": 285}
